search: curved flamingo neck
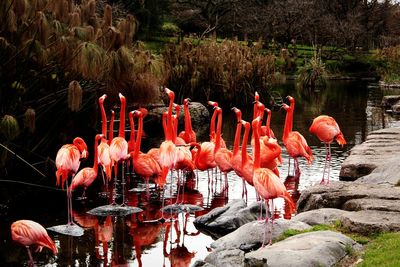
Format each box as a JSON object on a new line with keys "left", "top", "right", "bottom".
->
{"left": 252, "top": 118, "right": 261, "bottom": 169}
{"left": 93, "top": 135, "right": 102, "bottom": 171}
{"left": 241, "top": 121, "right": 250, "bottom": 165}
{"left": 266, "top": 110, "right": 272, "bottom": 138}
{"left": 99, "top": 98, "right": 107, "bottom": 139}
{"left": 129, "top": 112, "right": 135, "bottom": 151}
{"left": 134, "top": 114, "right": 143, "bottom": 157}
{"left": 109, "top": 110, "right": 115, "bottom": 144}
{"left": 210, "top": 108, "right": 218, "bottom": 139}
{"left": 283, "top": 106, "right": 293, "bottom": 141}
{"left": 162, "top": 112, "right": 170, "bottom": 140}
{"left": 215, "top": 108, "right": 222, "bottom": 152}
{"left": 232, "top": 112, "right": 242, "bottom": 155}
{"left": 166, "top": 91, "right": 175, "bottom": 141}
{"left": 118, "top": 96, "right": 126, "bottom": 138}
{"left": 172, "top": 115, "right": 178, "bottom": 141}
{"left": 184, "top": 102, "right": 192, "bottom": 133}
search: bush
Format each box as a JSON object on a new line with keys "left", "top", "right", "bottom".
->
{"left": 161, "top": 22, "right": 181, "bottom": 36}
{"left": 296, "top": 50, "right": 327, "bottom": 89}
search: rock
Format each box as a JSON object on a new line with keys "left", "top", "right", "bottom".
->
{"left": 358, "top": 157, "right": 400, "bottom": 185}
{"left": 292, "top": 208, "right": 350, "bottom": 225}
{"left": 245, "top": 231, "right": 361, "bottom": 267}
{"left": 146, "top": 102, "right": 210, "bottom": 137}
{"left": 393, "top": 104, "right": 400, "bottom": 114}
{"left": 343, "top": 198, "right": 400, "bottom": 212}
{"left": 191, "top": 260, "right": 215, "bottom": 267}
{"left": 193, "top": 200, "right": 264, "bottom": 239}
{"left": 204, "top": 249, "right": 267, "bottom": 267}
{"left": 339, "top": 128, "right": 400, "bottom": 180}
{"left": 297, "top": 182, "right": 400, "bottom": 213}
{"left": 211, "top": 219, "right": 311, "bottom": 251}
{"left": 341, "top": 210, "right": 400, "bottom": 235}
{"left": 381, "top": 95, "right": 400, "bottom": 107}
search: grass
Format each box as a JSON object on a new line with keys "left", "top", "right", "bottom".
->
{"left": 357, "top": 232, "right": 400, "bottom": 267}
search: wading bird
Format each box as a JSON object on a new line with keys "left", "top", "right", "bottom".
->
{"left": 309, "top": 115, "right": 346, "bottom": 184}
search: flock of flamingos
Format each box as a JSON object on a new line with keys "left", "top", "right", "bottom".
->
{"left": 10, "top": 88, "right": 346, "bottom": 265}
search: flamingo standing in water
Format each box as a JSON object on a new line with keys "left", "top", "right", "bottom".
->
{"left": 70, "top": 134, "right": 103, "bottom": 199}
{"left": 208, "top": 101, "right": 226, "bottom": 148}
{"left": 282, "top": 96, "right": 313, "bottom": 179}
{"left": 214, "top": 107, "right": 233, "bottom": 190}
{"left": 109, "top": 93, "right": 129, "bottom": 205}
{"left": 239, "top": 120, "right": 255, "bottom": 203}
{"left": 178, "top": 98, "right": 196, "bottom": 143}
{"left": 98, "top": 95, "right": 112, "bottom": 184}
{"left": 252, "top": 116, "right": 296, "bottom": 246}
{"left": 54, "top": 136, "right": 88, "bottom": 232}
{"left": 309, "top": 115, "right": 346, "bottom": 184}
{"left": 11, "top": 220, "right": 57, "bottom": 265}
{"left": 131, "top": 109, "right": 162, "bottom": 199}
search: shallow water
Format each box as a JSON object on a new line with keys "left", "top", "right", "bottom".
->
{"left": 1, "top": 81, "right": 400, "bottom": 266}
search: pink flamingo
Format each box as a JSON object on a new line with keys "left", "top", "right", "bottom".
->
{"left": 282, "top": 96, "right": 313, "bottom": 178}
{"left": 309, "top": 115, "right": 346, "bottom": 184}
{"left": 252, "top": 116, "right": 296, "bottom": 246}
{"left": 98, "top": 94, "right": 112, "bottom": 183}
{"left": 178, "top": 98, "right": 197, "bottom": 143}
{"left": 11, "top": 220, "right": 57, "bottom": 265}
{"left": 54, "top": 136, "right": 87, "bottom": 231}
{"left": 70, "top": 134, "right": 103, "bottom": 199}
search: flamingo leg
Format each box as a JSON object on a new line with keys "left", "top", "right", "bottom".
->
{"left": 26, "top": 246, "right": 34, "bottom": 266}
{"left": 320, "top": 143, "right": 328, "bottom": 184}
{"left": 327, "top": 143, "right": 332, "bottom": 184}
{"left": 262, "top": 199, "right": 270, "bottom": 247}
{"left": 175, "top": 170, "right": 181, "bottom": 204}
{"left": 111, "top": 163, "right": 118, "bottom": 205}
{"left": 287, "top": 158, "right": 291, "bottom": 176}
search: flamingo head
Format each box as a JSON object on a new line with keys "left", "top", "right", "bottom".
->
{"left": 252, "top": 116, "right": 262, "bottom": 130}
{"left": 282, "top": 103, "right": 290, "bottom": 111}
{"left": 231, "top": 107, "right": 242, "bottom": 122}
{"left": 265, "top": 108, "right": 271, "bottom": 116}
{"left": 99, "top": 94, "right": 107, "bottom": 104}
{"left": 138, "top": 107, "right": 148, "bottom": 118}
{"left": 240, "top": 119, "right": 250, "bottom": 128}
{"left": 96, "top": 134, "right": 104, "bottom": 142}
{"left": 255, "top": 91, "right": 260, "bottom": 101}
{"left": 287, "top": 95, "right": 294, "bottom": 104}
{"left": 207, "top": 101, "right": 218, "bottom": 108}
{"left": 173, "top": 103, "right": 181, "bottom": 115}
{"left": 119, "top": 93, "right": 126, "bottom": 103}
{"left": 73, "top": 137, "right": 88, "bottom": 159}
{"left": 133, "top": 110, "right": 143, "bottom": 118}
{"left": 183, "top": 98, "right": 191, "bottom": 105}
{"left": 215, "top": 106, "right": 222, "bottom": 114}
{"left": 165, "top": 88, "right": 175, "bottom": 99}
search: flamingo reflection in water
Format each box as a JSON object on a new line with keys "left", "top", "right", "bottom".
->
{"left": 163, "top": 212, "right": 197, "bottom": 267}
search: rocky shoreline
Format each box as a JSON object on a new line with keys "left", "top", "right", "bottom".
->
{"left": 192, "top": 126, "right": 400, "bottom": 267}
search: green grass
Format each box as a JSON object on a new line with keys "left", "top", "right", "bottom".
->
{"left": 274, "top": 223, "right": 336, "bottom": 242}
{"left": 357, "top": 232, "right": 400, "bottom": 267}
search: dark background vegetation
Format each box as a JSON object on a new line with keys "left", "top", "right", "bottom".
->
{"left": 1, "top": 0, "right": 400, "bottom": 180}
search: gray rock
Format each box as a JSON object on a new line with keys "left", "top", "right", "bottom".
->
{"left": 381, "top": 95, "right": 400, "bottom": 107}
{"left": 358, "top": 157, "right": 400, "bottom": 186}
{"left": 292, "top": 208, "right": 350, "bottom": 225}
{"left": 341, "top": 210, "right": 400, "bottom": 235}
{"left": 193, "top": 200, "right": 263, "bottom": 239}
{"left": 245, "top": 231, "right": 361, "bottom": 267}
{"left": 211, "top": 219, "right": 311, "bottom": 251}
{"left": 204, "top": 249, "right": 267, "bottom": 267}
{"left": 392, "top": 104, "right": 400, "bottom": 114}
{"left": 343, "top": 198, "right": 400, "bottom": 212}
{"left": 339, "top": 128, "right": 400, "bottom": 181}
{"left": 297, "top": 182, "right": 400, "bottom": 213}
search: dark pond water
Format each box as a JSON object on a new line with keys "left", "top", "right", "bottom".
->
{"left": 1, "top": 80, "right": 400, "bottom": 266}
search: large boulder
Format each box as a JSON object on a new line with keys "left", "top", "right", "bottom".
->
{"left": 245, "top": 231, "right": 361, "bottom": 267}
{"left": 297, "top": 182, "right": 400, "bottom": 213}
{"left": 358, "top": 157, "right": 400, "bottom": 185}
{"left": 210, "top": 219, "right": 311, "bottom": 251}
{"left": 145, "top": 102, "right": 210, "bottom": 137}
{"left": 292, "top": 208, "right": 350, "bottom": 226}
{"left": 381, "top": 95, "right": 400, "bottom": 107}
{"left": 193, "top": 200, "right": 264, "bottom": 239}
{"left": 339, "top": 128, "right": 400, "bottom": 181}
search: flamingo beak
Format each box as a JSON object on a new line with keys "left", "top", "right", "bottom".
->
{"left": 81, "top": 150, "right": 88, "bottom": 160}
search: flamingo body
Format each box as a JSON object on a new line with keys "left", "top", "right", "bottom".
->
{"left": 11, "top": 220, "right": 57, "bottom": 254}
{"left": 309, "top": 115, "right": 346, "bottom": 146}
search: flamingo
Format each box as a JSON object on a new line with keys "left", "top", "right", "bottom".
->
{"left": 98, "top": 94, "right": 112, "bottom": 182}
{"left": 208, "top": 101, "right": 226, "bottom": 148}
{"left": 11, "top": 220, "right": 57, "bottom": 265}
{"left": 309, "top": 115, "right": 346, "bottom": 184}
{"left": 230, "top": 107, "right": 248, "bottom": 199}
{"left": 252, "top": 116, "right": 296, "bottom": 246}
{"left": 178, "top": 98, "right": 196, "bottom": 143}
{"left": 131, "top": 109, "right": 162, "bottom": 199}
{"left": 214, "top": 107, "right": 233, "bottom": 190}
{"left": 239, "top": 120, "right": 255, "bottom": 202}
{"left": 109, "top": 93, "right": 129, "bottom": 205}
{"left": 282, "top": 96, "right": 313, "bottom": 179}
{"left": 54, "top": 136, "right": 88, "bottom": 231}
{"left": 70, "top": 134, "right": 103, "bottom": 199}
{"left": 172, "top": 103, "right": 186, "bottom": 145}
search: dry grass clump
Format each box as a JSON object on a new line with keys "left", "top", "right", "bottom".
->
{"left": 163, "top": 38, "right": 276, "bottom": 105}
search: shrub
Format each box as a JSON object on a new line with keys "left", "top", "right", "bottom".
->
{"left": 296, "top": 50, "right": 327, "bottom": 89}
